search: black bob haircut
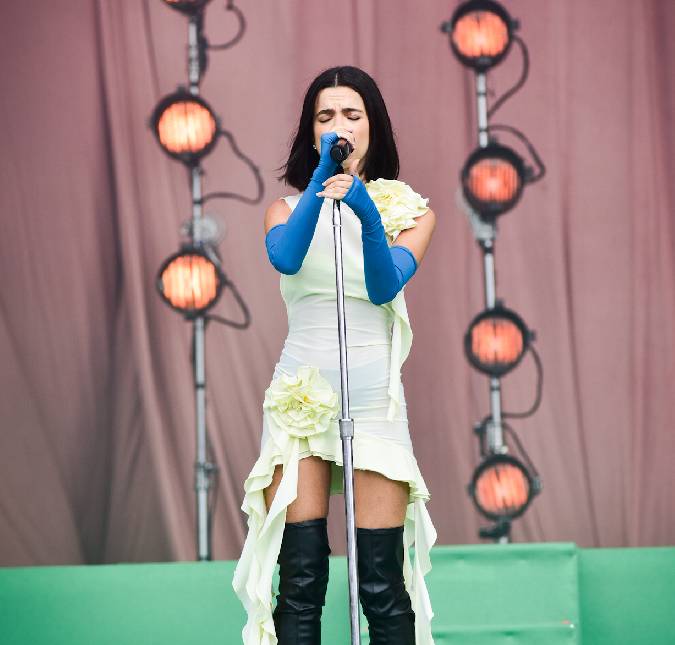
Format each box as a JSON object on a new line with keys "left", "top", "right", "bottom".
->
{"left": 279, "top": 66, "right": 399, "bottom": 191}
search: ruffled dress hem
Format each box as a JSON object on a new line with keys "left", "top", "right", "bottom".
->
{"left": 232, "top": 426, "right": 437, "bottom": 645}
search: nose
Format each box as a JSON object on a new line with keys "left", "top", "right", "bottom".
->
{"left": 334, "top": 113, "right": 351, "bottom": 130}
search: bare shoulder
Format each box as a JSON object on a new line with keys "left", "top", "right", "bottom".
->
{"left": 263, "top": 198, "right": 292, "bottom": 235}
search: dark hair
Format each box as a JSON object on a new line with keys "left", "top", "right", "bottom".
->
{"left": 279, "top": 66, "right": 399, "bottom": 190}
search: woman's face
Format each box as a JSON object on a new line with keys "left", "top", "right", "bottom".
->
{"left": 313, "top": 85, "right": 370, "bottom": 175}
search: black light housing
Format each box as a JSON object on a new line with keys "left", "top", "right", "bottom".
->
{"left": 461, "top": 142, "right": 526, "bottom": 219}
{"left": 150, "top": 88, "right": 220, "bottom": 166}
{"left": 161, "top": 0, "right": 212, "bottom": 15}
{"left": 467, "top": 452, "right": 540, "bottom": 521}
{"left": 156, "top": 245, "right": 225, "bottom": 318}
{"left": 442, "top": 0, "right": 516, "bottom": 71}
{"left": 464, "top": 304, "right": 531, "bottom": 377}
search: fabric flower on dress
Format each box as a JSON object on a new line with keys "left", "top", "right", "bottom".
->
{"left": 365, "top": 178, "right": 429, "bottom": 242}
{"left": 263, "top": 365, "right": 339, "bottom": 439}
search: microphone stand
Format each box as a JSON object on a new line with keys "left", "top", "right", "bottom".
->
{"left": 331, "top": 197, "right": 361, "bottom": 645}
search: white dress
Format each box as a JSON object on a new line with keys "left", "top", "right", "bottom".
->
{"left": 232, "top": 189, "right": 437, "bottom": 645}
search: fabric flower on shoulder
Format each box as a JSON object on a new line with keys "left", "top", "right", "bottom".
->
{"left": 364, "top": 178, "right": 429, "bottom": 242}
{"left": 263, "top": 366, "right": 339, "bottom": 439}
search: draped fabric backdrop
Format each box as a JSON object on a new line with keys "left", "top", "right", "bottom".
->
{"left": 1, "top": 0, "right": 673, "bottom": 565}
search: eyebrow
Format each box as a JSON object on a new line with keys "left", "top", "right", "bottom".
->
{"left": 315, "top": 107, "right": 364, "bottom": 117}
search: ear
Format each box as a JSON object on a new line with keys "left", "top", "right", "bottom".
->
{"left": 347, "top": 158, "right": 361, "bottom": 176}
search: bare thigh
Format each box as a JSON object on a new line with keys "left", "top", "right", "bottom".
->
{"left": 263, "top": 455, "right": 331, "bottom": 522}
{"left": 263, "top": 457, "right": 409, "bottom": 528}
{"left": 354, "top": 469, "right": 410, "bottom": 528}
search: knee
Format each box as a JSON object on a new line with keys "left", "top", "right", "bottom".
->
{"left": 354, "top": 469, "right": 410, "bottom": 528}
{"left": 265, "top": 457, "right": 331, "bottom": 519}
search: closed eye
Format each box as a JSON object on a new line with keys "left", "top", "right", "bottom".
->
{"left": 316, "top": 108, "right": 364, "bottom": 122}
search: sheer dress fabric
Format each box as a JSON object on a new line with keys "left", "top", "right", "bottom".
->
{"left": 232, "top": 191, "right": 437, "bottom": 644}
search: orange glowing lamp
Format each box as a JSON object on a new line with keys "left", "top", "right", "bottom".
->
{"left": 442, "top": 0, "right": 515, "bottom": 71}
{"left": 461, "top": 143, "right": 525, "bottom": 219}
{"left": 469, "top": 453, "right": 537, "bottom": 520}
{"left": 157, "top": 247, "right": 225, "bottom": 317}
{"left": 464, "top": 305, "right": 531, "bottom": 377}
{"left": 151, "top": 90, "right": 219, "bottom": 165}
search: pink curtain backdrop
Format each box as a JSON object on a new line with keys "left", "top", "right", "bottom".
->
{"left": 1, "top": 0, "right": 673, "bottom": 565}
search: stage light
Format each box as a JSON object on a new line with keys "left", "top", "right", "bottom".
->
{"left": 161, "top": 0, "right": 212, "bottom": 15}
{"left": 468, "top": 453, "right": 537, "bottom": 521}
{"left": 151, "top": 89, "right": 219, "bottom": 165}
{"left": 461, "top": 142, "right": 526, "bottom": 219}
{"left": 157, "top": 246, "right": 225, "bottom": 317}
{"left": 442, "top": 0, "right": 515, "bottom": 71}
{"left": 464, "top": 305, "right": 531, "bottom": 377}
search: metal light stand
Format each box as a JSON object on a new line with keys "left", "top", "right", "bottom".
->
{"left": 331, "top": 198, "right": 362, "bottom": 645}
{"left": 474, "top": 72, "right": 510, "bottom": 544}
{"left": 188, "top": 13, "right": 216, "bottom": 562}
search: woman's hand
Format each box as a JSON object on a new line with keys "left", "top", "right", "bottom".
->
{"left": 312, "top": 130, "right": 357, "bottom": 184}
{"left": 317, "top": 128, "right": 356, "bottom": 159}
{"left": 315, "top": 158, "right": 360, "bottom": 200}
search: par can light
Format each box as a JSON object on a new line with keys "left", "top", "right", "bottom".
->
{"left": 442, "top": 0, "right": 515, "bottom": 71}
{"left": 464, "top": 305, "right": 531, "bottom": 377}
{"left": 461, "top": 142, "right": 526, "bottom": 219}
{"left": 157, "top": 246, "right": 225, "bottom": 317}
{"left": 468, "top": 453, "right": 538, "bottom": 521}
{"left": 151, "top": 89, "right": 219, "bottom": 165}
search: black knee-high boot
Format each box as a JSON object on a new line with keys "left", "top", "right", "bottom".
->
{"left": 357, "top": 526, "right": 415, "bottom": 645}
{"left": 273, "top": 517, "right": 331, "bottom": 644}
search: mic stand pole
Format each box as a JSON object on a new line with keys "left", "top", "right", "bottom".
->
{"left": 331, "top": 197, "right": 361, "bottom": 645}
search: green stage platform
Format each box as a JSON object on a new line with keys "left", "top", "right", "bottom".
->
{"left": 1, "top": 543, "right": 673, "bottom": 644}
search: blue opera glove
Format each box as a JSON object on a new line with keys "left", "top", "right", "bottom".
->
{"left": 341, "top": 176, "right": 418, "bottom": 305}
{"left": 265, "top": 132, "right": 340, "bottom": 274}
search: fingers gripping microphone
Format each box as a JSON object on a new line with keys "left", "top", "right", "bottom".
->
{"left": 330, "top": 138, "right": 354, "bottom": 163}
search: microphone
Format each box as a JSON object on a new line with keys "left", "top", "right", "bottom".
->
{"left": 330, "top": 138, "right": 354, "bottom": 163}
